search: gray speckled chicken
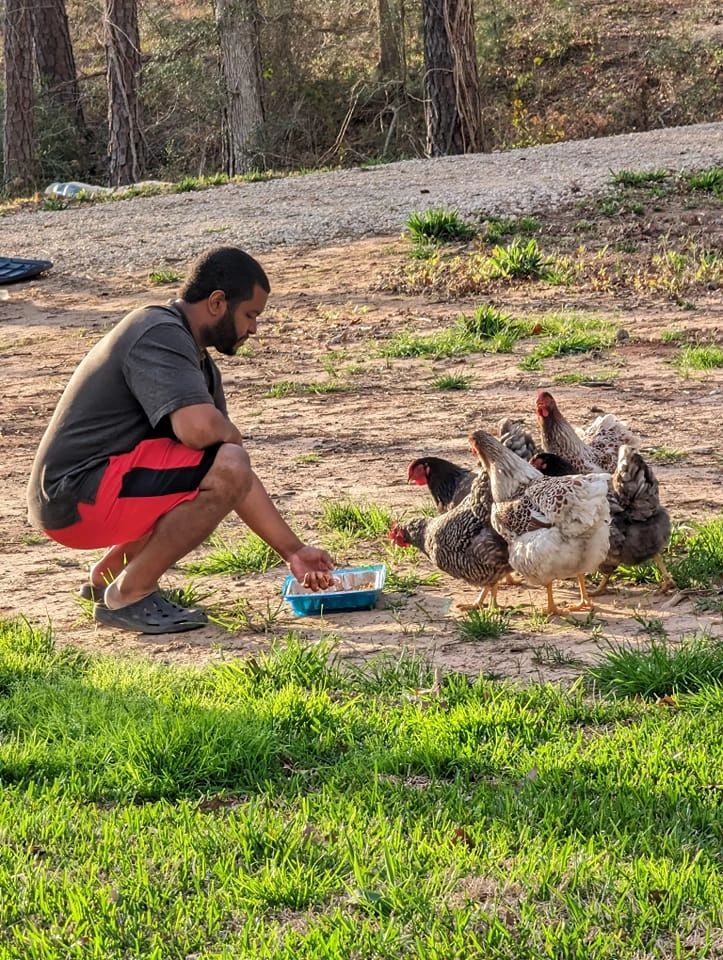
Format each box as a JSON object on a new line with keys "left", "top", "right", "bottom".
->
{"left": 536, "top": 390, "right": 640, "bottom": 473}
{"left": 389, "top": 470, "right": 511, "bottom": 609}
{"left": 469, "top": 429, "right": 611, "bottom": 616}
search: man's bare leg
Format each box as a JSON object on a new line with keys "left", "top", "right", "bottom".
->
{"left": 104, "top": 444, "right": 325, "bottom": 610}
{"left": 89, "top": 534, "right": 152, "bottom": 590}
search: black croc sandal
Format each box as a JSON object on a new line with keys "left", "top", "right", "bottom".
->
{"left": 93, "top": 591, "right": 208, "bottom": 634}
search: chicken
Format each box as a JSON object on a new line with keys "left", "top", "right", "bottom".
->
{"left": 536, "top": 390, "right": 640, "bottom": 473}
{"left": 497, "top": 417, "right": 537, "bottom": 461}
{"left": 407, "top": 456, "right": 475, "bottom": 513}
{"left": 469, "top": 429, "right": 611, "bottom": 616}
{"left": 389, "top": 470, "right": 511, "bottom": 609}
{"left": 530, "top": 447, "right": 673, "bottom": 594}
{"left": 407, "top": 418, "right": 537, "bottom": 514}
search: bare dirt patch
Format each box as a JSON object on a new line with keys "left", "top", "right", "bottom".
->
{"left": 1, "top": 186, "right": 721, "bottom": 682}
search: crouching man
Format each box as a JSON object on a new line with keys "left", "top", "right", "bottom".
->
{"left": 27, "top": 246, "right": 333, "bottom": 633}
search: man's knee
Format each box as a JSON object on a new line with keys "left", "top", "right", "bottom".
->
{"left": 205, "top": 443, "right": 253, "bottom": 502}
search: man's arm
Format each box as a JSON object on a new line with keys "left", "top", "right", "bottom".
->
{"left": 170, "top": 403, "right": 244, "bottom": 449}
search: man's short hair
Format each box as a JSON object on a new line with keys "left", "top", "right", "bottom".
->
{"left": 180, "top": 246, "right": 270, "bottom": 304}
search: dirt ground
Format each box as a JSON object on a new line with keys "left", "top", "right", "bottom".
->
{"left": 1, "top": 192, "right": 722, "bottom": 684}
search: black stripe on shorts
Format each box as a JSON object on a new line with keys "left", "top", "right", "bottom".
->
{"left": 118, "top": 444, "right": 220, "bottom": 498}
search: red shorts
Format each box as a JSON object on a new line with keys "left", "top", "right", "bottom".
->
{"left": 45, "top": 438, "right": 219, "bottom": 550}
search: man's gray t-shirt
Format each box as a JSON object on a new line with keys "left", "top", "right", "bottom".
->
{"left": 27, "top": 302, "right": 226, "bottom": 530}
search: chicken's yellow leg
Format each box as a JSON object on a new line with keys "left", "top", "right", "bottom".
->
{"left": 588, "top": 573, "right": 611, "bottom": 597}
{"left": 567, "top": 575, "right": 595, "bottom": 611}
{"left": 653, "top": 555, "right": 675, "bottom": 594}
{"left": 545, "top": 583, "right": 568, "bottom": 617}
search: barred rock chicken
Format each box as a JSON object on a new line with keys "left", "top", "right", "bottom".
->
{"left": 407, "top": 418, "right": 537, "bottom": 513}
{"left": 389, "top": 471, "right": 511, "bottom": 609}
{"left": 536, "top": 390, "right": 640, "bottom": 473}
{"left": 469, "top": 430, "right": 611, "bottom": 616}
{"left": 530, "top": 447, "right": 673, "bottom": 594}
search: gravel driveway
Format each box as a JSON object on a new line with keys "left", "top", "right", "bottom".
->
{"left": 3, "top": 122, "right": 722, "bottom": 280}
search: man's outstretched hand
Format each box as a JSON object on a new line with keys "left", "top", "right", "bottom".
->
{"left": 288, "top": 545, "right": 335, "bottom": 591}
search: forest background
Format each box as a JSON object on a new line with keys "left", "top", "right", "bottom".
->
{"left": 1, "top": 0, "right": 722, "bottom": 196}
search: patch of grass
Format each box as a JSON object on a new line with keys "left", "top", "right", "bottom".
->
{"left": 405, "top": 208, "right": 476, "bottom": 244}
{"left": 163, "top": 581, "right": 216, "bottom": 609}
{"left": 610, "top": 169, "right": 670, "bottom": 187}
{"left": 552, "top": 370, "right": 618, "bottom": 385}
{"left": 676, "top": 344, "right": 723, "bottom": 371}
{"left": 589, "top": 631, "right": 723, "bottom": 698}
{"left": 186, "top": 532, "right": 283, "bottom": 576}
{"left": 431, "top": 373, "right": 472, "bottom": 391}
{"left": 669, "top": 518, "right": 723, "bottom": 590}
{"left": 264, "top": 380, "right": 350, "bottom": 398}
{"left": 480, "top": 215, "right": 540, "bottom": 244}
{"left": 148, "top": 269, "right": 181, "bottom": 284}
{"left": 660, "top": 327, "right": 688, "bottom": 343}
{"left": 487, "top": 237, "right": 548, "bottom": 280}
{"left": 460, "top": 304, "right": 519, "bottom": 338}
{"left": 645, "top": 446, "right": 686, "bottom": 464}
{"left": 296, "top": 453, "right": 321, "bottom": 465}
{"left": 458, "top": 607, "right": 512, "bottom": 640}
{"left": 0, "top": 620, "right": 722, "bottom": 955}
{"left": 632, "top": 612, "right": 668, "bottom": 642}
{"left": 686, "top": 166, "right": 723, "bottom": 197}
{"left": 385, "top": 568, "right": 442, "bottom": 593}
{"left": 519, "top": 313, "right": 616, "bottom": 371}
{"left": 531, "top": 643, "right": 584, "bottom": 667}
{"left": 379, "top": 326, "right": 483, "bottom": 360}
{"left": 319, "top": 501, "right": 391, "bottom": 540}
{"left": 211, "top": 598, "right": 286, "bottom": 633}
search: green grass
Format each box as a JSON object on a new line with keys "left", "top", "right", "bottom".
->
{"left": 487, "top": 237, "right": 548, "bottom": 280}
{"left": 379, "top": 326, "right": 486, "bottom": 360}
{"left": 148, "top": 269, "right": 182, "bottom": 284}
{"left": 668, "top": 518, "right": 723, "bottom": 589}
{"left": 588, "top": 630, "right": 723, "bottom": 698}
{"left": 676, "top": 344, "right": 723, "bottom": 371}
{"left": 319, "top": 501, "right": 391, "bottom": 540}
{"left": 406, "top": 208, "right": 476, "bottom": 244}
{"left": 264, "top": 380, "right": 350, "bottom": 398}
{"left": 660, "top": 327, "right": 688, "bottom": 343}
{"left": 610, "top": 169, "right": 670, "bottom": 187}
{"left": 552, "top": 370, "right": 618, "bottom": 385}
{"left": 0, "top": 619, "right": 721, "bottom": 958}
{"left": 185, "top": 532, "right": 283, "bottom": 576}
{"left": 480, "top": 215, "right": 541, "bottom": 244}
{"left": 431, "top": 373, "right": 472, "bottom": 391}
{"left": 518, "top": 312, "right": 616, "bottom": 371}
{"left": 686, "top": 166, "right": 723, "bottom": 197}
{"left": 384, "top": 567, "right": 443, "bottom": 593}
{"left": 645, "top": 446, "right": 686, "bottom": 464}
{"left": 458, "top": 607, "right": 512, "bottom": 640}
{"left": 296, "top": 453, "right": 321, "bottom": 465}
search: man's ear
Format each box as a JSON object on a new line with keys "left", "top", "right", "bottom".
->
{"left": 207, "top": 289, "right": 226, "bottom": 317}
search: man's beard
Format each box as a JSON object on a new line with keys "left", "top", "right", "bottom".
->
{"left": 210, "top": 308, "right": 240, "bottom": 356}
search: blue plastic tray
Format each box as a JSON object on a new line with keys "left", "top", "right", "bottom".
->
{"left": 282, "top": 564, "right": 386, "bottom": 617}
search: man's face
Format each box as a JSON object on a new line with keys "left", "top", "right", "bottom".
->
{"left": 209, "top": 284, "right": 268, "bottom": 356}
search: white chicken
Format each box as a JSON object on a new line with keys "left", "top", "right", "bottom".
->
{"left": 469, "top": 429, "right": 612, "bottom": 616}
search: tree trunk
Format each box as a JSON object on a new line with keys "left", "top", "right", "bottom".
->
{"left": 215, "top": 0, "right": 265, "bottom": 175}
{"left": 104, "top": 0, "right": 144, "bottom": 186}
{"left": 378, "top": 0, "right": 402, "bottom": 80}
{"left": 422, "top": 0, "right": 483, "bottom": 156}
{"left": 3, "top": 0, "right": 36, "bottom": 194}
{"left": 31, "top": 0, "right": 86, "bottom": 136}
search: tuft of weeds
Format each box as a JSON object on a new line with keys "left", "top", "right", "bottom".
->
{"left": 211, "top": 598, "right": 285, "bottom": 634}
{"left": 458, "top": 607, "right": 511, "bottom": 640}
{"left": 163, "top": 581, "right": 216, "bottom": 609}
{"left": 148, "top": 269, "right": 181, "bottom": 284}
{"left": 531, "top": 643, "right": 584, "bottom": 667}
{"left": 460, "top": 303, "right": 518, "bottom": 337}
{"left": 669, "top": 518, "right": 723, "bottom": 589}
{"left": 686, "top": 166, "right": 723, "bottom": 197}
{"left": 379, "top": 326, "right": 482, "bottom": 360}
{"left": 186, "top": 532, "right": 282, "bottom": 576}
{"left": 676, "top": 344, "right": 723, "bottom": 372}
{"left": 660, "top": 327, "right": 688, "bottom": 343}
{"left": 319, "top": 501, "right": 391, "bottom": 540}
{"left": 645, "top": 446, "right": 686, "bottom": 464}
{"left": 384, "top": 568, "right": 442, "bottom": 594}
{"left": 479, "top": 215, "right": 540, "bottom": 243}
{"left": 487, "top": 237, "right": 548, "bottom": 280}
{"left": 296, "top": 453, "right": 321, "bottom": 465}
{"left": 632, "top": 612, "right": 668, "bottom": 641}
{"left": 610, "top": 169, "right": 670, "bottom": 187}
{"left": 431, "top": 373, "right": 472, "bottom": 391}
{"left": 518, "top": 312, "right": 615, "bottom": 370}
{"left": 588, "top": 631, "right": 723, "bottom": 698}
{"left": 553, "top": 370, "right": 618, "bottom": 385}
{"left": 405, "top": 208, "right": 476, "bottom": 244}
{"left": 264, "top": 380, "right": 350, "bottom": 398}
